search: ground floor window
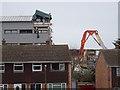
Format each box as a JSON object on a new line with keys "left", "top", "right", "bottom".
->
{"left": 48, "top": 83, "right": 66, "bottom": 90}
{"left": 30, "top": 83, "right": 42, "bottom": 90}
{"left": 0, "top": 84, "right": 8, "bottom": 90}
{"left": 14, "top": 84, "right": 26, "bottom": 90}
{"left": 114, "top": 87, "right": 120, "bottom": 90}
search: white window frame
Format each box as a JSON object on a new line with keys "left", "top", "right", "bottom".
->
{"left": 116, "top": 67, "right": 120, "bottom": 76}
{"left": 14, "top": 83, "right": 26, "bottom": 90}
{"left": 4, "top": 29, "right": 18, "bottom": 34}
{"left": 0, "top": 63, "right": 5, "bottom": 73}
{"left": 14, "top": 63, "right": 24, "bottom": 72}
{"left": 30, "top": 83, "right": 42, "bottom": 90}
{"left": 0, "top": 84, "right": 8, "bottom": 90}
{"left": 48, "top": 83, "right": 66, "bottom": 90}
{"left": 51, "top": 63, "right": 65, "bottom": 71}
{"left": 32, "top": 63, "right": 42, "bottom": 72}
{"left": 59, "top": 64, "right": 65, "bottom": 71}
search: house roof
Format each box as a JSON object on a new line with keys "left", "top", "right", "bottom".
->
{"left": 0, "top": 16, "right": 32, "bottom": 22}
{"left": 1, "top": 45, "right": 71, "bottom": 63}
{"left": 101, "top": 49, "right": 120, "bottom": 67}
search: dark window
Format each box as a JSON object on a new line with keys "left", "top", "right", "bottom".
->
{"left": 22, "top": 84, "right": 26, "bottom": 90}
{"left": 52, "top": 63, "right": 59, "bottom": 70}
{"left": 31, "top": 84, "right": 41, "bottom": 90}
{"left": 20, "top": 30, "right": 32, "bottom": 34}
{"left": 51, "top": 63, "right": 65, "bottom": 71}
{"left": 20, "top": 43, "right": 33, "bottom": 45}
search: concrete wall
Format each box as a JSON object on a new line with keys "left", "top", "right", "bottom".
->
{"left": 1, "top": 22, "right": 51, "bottom": 44}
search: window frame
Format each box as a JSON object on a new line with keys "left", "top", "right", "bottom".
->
{"left": 51, "top": 63, "right": 65, "bottom": 71}
{"left": 48, "top": 83, "right": 66, "bottom": 90}
{"left": 0, "top": 84, "right": 8, "bottom": 90}
{"left": 30, "top": 83, "right": 42, "bottom": 90}
{"left": 13, "top": 63, "right": 24, "bottom": 72}
{"left": 0, "top": 63, "right": 5, "bottom": 73}
{"left": 116, "top": 67, "right": 120, "bottom": 76}
{"left": 32, "top": 63, "right": 42, "bottom": 72}
{"left": 4, "top": 29, "right": 18, "bottom": 34}
{"left": 19, "top": 29, "right": 33, "bottom": 34}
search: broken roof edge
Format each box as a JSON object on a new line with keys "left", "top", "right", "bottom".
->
{"left": 32, "top": 10, "right": 52, "bottom": 21}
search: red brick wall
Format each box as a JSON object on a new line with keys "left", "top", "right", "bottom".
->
{"left": 95, "top": 53, "right": 112, "bottom": 88}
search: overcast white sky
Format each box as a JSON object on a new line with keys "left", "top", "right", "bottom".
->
{"left": 0, "top": 1, "right": 119, "bottom": 49}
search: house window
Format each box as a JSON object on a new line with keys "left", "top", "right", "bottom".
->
{"left": 4, "top": 29, "right": 18, "bottom": 34}
{"left": 116, "top": 67, "right": 120, "bottom": 76}
{"left": 30, "top": 83, "right": 41, "bottom": 90}
{"left": 0, "top": 63, "right": 5, "bottom": 73}
{"left": 20, "top": 43, "right": 33, "bottom": 45}
{"left": 6, "top": 43, "right": 18, "bottom": 45}
{"left": 14, "top": 63, "right": 24, "bottom": 72}
{"left": 14, "top": 84, "right": 26, "bottom": 90}
{"left": 32, "top": 63, "right": 42, "bottom": 71}
{"left": 20, "top": 29, "right": 33, "bottom": 34}
{"left": 51, "top": 63, "right": 65, "bottom": 71}
{"left": 0, "top": 84, "right": 8, "bottom": 90}
{"left": 48, "top": 83, "right": 66, "bottom": 90}
{"left": 114, "top": 87, "right": 120, "bottom": 90}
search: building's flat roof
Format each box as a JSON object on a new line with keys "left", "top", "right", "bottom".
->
{"left": 0, "top": 16, "right": 32, "bottom": 22}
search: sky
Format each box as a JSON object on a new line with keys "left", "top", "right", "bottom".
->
{"left": 0, "top": 1, "right": 119, "bottom": 49}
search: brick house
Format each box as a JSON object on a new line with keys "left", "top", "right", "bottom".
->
{"left": 0, "top": 45, "right": 72, "bottom": 90}
{"left": 95, "top": 49, "right": 120, "bottom": 89}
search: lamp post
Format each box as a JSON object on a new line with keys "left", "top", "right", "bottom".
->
{"left": 44, "top": 65, "right": 47, "bottom": 90}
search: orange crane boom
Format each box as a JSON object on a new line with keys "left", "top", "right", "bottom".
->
{"left": 79, "top": 30, "right": 106, "bottom": 58}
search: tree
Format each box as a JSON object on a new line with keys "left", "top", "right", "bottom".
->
{"left": 113, "top": 38, "right": 120, "bottom": 49}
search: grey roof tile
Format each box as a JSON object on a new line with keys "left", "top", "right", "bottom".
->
{"left": 100, "top": 49, "right": 120, "bottom": 67}
{"left": 1, "top": 45, "right": 71, "bottom": 62}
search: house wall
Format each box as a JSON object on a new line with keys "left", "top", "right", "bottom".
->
{"left": 2, "top": 63, "right": 69, "bottom": 84}
{"left": 112, "top": 67, "right": 120, "bottom": 87}
{"left": 2, "top": 22, "right": 51, "bottom": 44}
{"left": 95, "top": 53, "right": 112, "bottom": 88}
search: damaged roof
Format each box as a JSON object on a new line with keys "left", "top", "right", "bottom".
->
{"left": 100, "top": 49, "right": 120, "bottom": 67}
{"left": 32, "top": 10, "right": 52, "bottom": 21}
{"left": 1, "top": 45, "right": 71, "bottom": 63}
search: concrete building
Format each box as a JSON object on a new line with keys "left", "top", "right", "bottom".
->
{"left": 1, "top": 10, "right": 52, "bottom": 45}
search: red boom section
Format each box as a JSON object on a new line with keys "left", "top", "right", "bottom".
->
{"left": 79, "top": 30, "right": 106, "bottom": 58}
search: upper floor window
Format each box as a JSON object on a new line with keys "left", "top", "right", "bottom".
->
{"left": 4, "top": 29, "right": 18, "bottom": 34}
{"left": 32, "top": 63, "right": 42, "bottom": 72}
{"left": 20, "top": 43, "right": 33, "bottom": 45}
{"left": 0, "top": 63, "right": 5, "bottom": 73}
{"left": 14, "top": 63, "right": 24, "bottom": 72}
{"left": 20, "top": 29, "right": 33, "bottom": 34}
{"left": 116, "top": 67, "right": 120, "bottom": 76}
{"left": 51, "top": 63, "right": 65, "bottom": 71}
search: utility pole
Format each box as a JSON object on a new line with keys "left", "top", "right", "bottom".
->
{"left": 44, "top": 65, "right": 47, "bottom": 90}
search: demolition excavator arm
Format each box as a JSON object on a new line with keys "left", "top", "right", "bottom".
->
{"left": 79, "top": 30, "right": 106, "bottom": 58}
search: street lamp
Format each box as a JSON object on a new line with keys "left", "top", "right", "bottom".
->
{"left": 44, "top": 65, "right": 47, "bottom": 90}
